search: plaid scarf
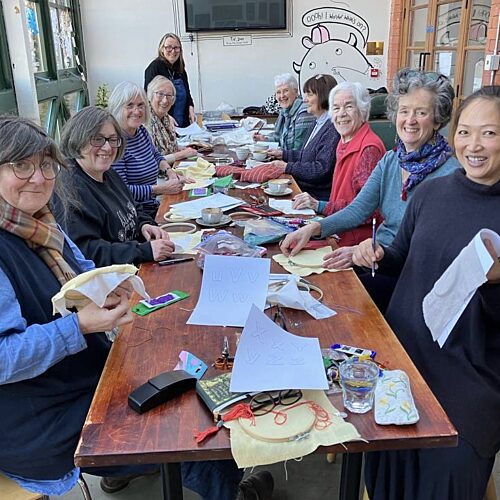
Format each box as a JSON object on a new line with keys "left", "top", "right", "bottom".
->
{"left": 397, "top": 132, "right": 452, "bottom": 200}
{"left": 0, "top": 199, "right": 77, "bottom": 286}
{"left": 149, "top": 104, "right": 178, "bottom": 157}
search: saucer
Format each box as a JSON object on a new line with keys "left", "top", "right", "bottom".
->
{"left": 263, "top": 187, "right": 292, "bottom": 197}
{"left": 195, "top": 214, "right": 232, "bottom": 227}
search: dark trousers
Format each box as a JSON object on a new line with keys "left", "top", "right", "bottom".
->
{"left": 365, "top": 438, "right": 495, "bottom": 500}
{"left": 355, "top": 267, "right": 398, "bottom": 314}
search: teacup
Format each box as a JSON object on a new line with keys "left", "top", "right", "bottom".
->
{"left": 235, "top": 147, "right": 250, "bottom": 161}
{"left": 267, "top": 179, "right": 288, "bottom": 194}
{"left": 201, "top": 207, "right": 223, "bottom": 224}
{"left": 252, "top": 150, "right": 268, "bottom": 162}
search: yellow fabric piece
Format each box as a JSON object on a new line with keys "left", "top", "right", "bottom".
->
{"left": 167, "top": 231, "right": 203, "bottom": 254}
{"left": 224, "top": 390, "right": 361, "bottom": 468}
{"left": 179, "top": 157, "right": 216, "bottom": 182}
{"left": 273, "top": 247, "right": 350, "bottom": 277}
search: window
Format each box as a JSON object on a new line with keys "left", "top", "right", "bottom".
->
{"left": 0, "top": 1, "right": 17, "bottom": 114}
{"left": 24, "top": 0, "right": 87, "bottom": 136}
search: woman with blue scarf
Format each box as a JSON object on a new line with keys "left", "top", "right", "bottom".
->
{"left": 281, "top": 69, "right": 459, "bottom": 310}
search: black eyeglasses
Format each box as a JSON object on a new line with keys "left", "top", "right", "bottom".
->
{"left": 154, "top": 91, "right": 176, "bottom": 101}
{"left": 3, "top": 160, "right": 61, "bottom": 180}
{"left": 90, "top": 136, "right": 122, "bottom": 148}
{"left": 250, "top": 390, "right": 303, "bottom": 416}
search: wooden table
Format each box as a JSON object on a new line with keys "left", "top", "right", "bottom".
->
{"left": 74, "top": 178, "right": 457, "bottom": 499}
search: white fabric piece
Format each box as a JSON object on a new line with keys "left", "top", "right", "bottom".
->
{"left": 52, "top": 264, "right": 149, "bottom": 317}
{"left": 423, "top": 229, "right": 500, "bottom": 347}
{"left": 267, "top": 279, "right": 336, "bottom": 320}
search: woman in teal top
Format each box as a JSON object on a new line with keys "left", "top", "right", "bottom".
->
{"left": 281, "top": 69, "right": 460, "bottom": 266}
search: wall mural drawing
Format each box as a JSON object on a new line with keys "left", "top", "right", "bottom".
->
{"left": 293, "top": 6, "right": 374, "bottom": 89}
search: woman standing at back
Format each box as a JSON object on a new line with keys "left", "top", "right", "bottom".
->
{"left": 144, "top": 33, "right": 195, "bottom": 127}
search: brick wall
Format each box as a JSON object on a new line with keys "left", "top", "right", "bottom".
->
{"left": 387, "top": 0, "right": 404, "bottom": 88}
{"left": 483, "top": 0, "right": 500, "bottom": 86}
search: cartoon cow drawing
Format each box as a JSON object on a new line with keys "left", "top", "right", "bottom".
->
{"left": 293, "top": 24, "right": 373, "bottom": 89}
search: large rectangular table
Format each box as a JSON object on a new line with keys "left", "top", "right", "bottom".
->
{"left": 74, "top": 178, "right": 457, "bottom": 499}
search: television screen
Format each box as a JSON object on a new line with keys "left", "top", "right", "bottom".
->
{"left": 184, "top": 0, "right": 287, "bottom": 32}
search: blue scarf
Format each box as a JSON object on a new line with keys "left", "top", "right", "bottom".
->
{"left": 397, "top": 132, "right": 452, "bottom": 200}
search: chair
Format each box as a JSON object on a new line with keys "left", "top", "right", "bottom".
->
{"left": 369, "top": 94, "right": 388, "bottom": 120}
{"left": 369, "top": 119, "right": 397, "bottom": 151}
{"left": 0, "top": 472, "right": 92, "bottom": 500}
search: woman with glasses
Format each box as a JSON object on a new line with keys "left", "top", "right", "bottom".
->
{"left": 281, "top": 69, "right": 460, "bottom": 311}
{"left": 146, "top": 75, "right": 197, "bottom": 162}
{"left": 267, "top": 74, "right": 340, "bottom": 200}
{"left": 54, "top": 106, "right": 175, "bottom": 267}
{"left": 0, "top": 115, "right": 136, "bottom": 495}
{"left": 109, "top": 81, "right": 187, "bottom": 218}
{"left": 353, "top": 86, "right": 500, "bottom": 500}
{"left": 144, "top": 33, "right": 195, "bottom": 127}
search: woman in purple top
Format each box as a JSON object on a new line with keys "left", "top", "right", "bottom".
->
{"left": 108, "top": 81, "right": 187, "bottom": 218}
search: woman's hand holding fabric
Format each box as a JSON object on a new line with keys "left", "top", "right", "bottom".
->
{"left": 323, "top": 246, "right": 355, "bottom": 270}
{"left": 150, "top": 239, "right": 175, "bottom": 261}
{"left": 178, "top": 147, "right": 198, "bottom": 160}
{"left": 269, "top": 160, "right": 287, "bottom": 171}
{"left": 141, "top": 224, "right": 169, "bottom": 241}
{"left": 280, "top": 222, "right": 321, "bottom": 257}
{"left": 352, "top": 238, "right": 384, "bottom": 269}
{"left": 77, "top": 293, "right": 133, "bottom": 334}
{"left": 292, "top": 192, "right": 319, "bottom": 211}
{"left": 485, "top": 239, "right": 500, "bottom": 284}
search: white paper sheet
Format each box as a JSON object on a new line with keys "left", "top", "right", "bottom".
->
{"left": 268, "top": 199, "right": 316, "bottom": 215}
{"left": 230, "top": 305, "right": 329, "bottom": 392}
{"left": 170, "top": 192, "right": 244, "bottom": 218}
{"left": 187, "top": 255, "right": 270, "bottom": 327}
{"left": 175, "top": 123, "right": 205, "bottom": 136}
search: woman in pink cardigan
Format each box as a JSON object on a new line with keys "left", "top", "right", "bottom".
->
{"left": 292, "top": 81, "right": 386, "bottom": 252}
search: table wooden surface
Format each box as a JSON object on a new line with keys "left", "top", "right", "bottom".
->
{"left": 74, "top": 177, "right": 457, "bottom": 471}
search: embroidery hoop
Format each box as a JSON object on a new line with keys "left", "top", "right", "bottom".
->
{"left": 238, "top": 403, "right": 317, "bottom": 443}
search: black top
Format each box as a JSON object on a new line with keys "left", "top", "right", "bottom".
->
{"left": 379, "top": 169, "right": 500, "bottom": 457}
{"left": 144, "top": 57, "right": 194, "bottom": 127}
{"left": 54, "top": 160, "right": 155, "bottom": 267}
{"left": 0, "top": 231, "right": 110, "bottom": 479}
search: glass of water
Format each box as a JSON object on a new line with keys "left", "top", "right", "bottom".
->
{"left": 339, "top": 358, "right": 379, "bottom": 413}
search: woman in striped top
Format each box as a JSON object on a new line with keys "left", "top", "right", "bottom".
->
{"left": 109, "top": 81, "right": 186, "bottom": 218}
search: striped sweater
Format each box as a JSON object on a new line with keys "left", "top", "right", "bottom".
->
{"left": 112, "top": 125, "right": 163, "bottom": 213}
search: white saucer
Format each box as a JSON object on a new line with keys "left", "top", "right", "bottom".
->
{"left": 195, "top": 214, "right": 232, "bottom": 227}
{"left": 263, "top": 187, "right": 293, "bottom": 197}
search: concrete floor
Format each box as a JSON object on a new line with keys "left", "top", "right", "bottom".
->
{"left": 53, "top": 452, "right": 500, "bottom": 500}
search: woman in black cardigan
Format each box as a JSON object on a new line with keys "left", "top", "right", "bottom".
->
{"left": 144, "top": 33, "right": 195, "bottom": 127}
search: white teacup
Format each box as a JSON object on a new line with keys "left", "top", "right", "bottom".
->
{"left": 235, "top": 147, "right": 250, "bottom": 161}
{"left": 201, "top": 207, "right": 223, "bottom": 224}
{"left": 252, "top": 150, "right": 268, "bottom": 162}
{"left": 267, "top": 179, "right": 288, "bottom": 194}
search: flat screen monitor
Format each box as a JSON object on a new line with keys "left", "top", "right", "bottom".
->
{"left": 184, "top": 0, "right": 287, "bottom": 32}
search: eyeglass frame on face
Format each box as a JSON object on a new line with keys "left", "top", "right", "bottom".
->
{"left": 90, "top": 135, "right": 122, "bottom": 148}
{"left": 154, "top": 91, "right": 176, "bottom": 101}
{"left": 249, "top": 389, "right": 303, "bottom": 416}
{"left": 2, "top": 159, "right": 61, "bottom": 180}
{"left": 163, "top": 45, "right": 181, "bottom": 53}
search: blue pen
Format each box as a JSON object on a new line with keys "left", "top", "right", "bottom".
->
{"left": 371, "top": 217, "right": 376, "bottom": 277}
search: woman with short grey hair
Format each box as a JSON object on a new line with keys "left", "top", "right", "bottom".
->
{"left": 55, "top": 106, "right": 175, "bottom": 267}
{"left": 281, "top": 69, "right": 460, "bottom": 312}
{"left": 253, "top": 72, "right": 315, "bottom": 150}
{"left": 109, "top": 81, "right": 186, "bottom": 218}
{"left": 146, "top": 75, "right": 197, "bottom": 163}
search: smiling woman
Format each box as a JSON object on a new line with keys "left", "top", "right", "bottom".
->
{"left": 0, "top": 116, "right": 136, "bottom": 495}
{"left": 54, "top": 106, "right": 175, "bottom": 267}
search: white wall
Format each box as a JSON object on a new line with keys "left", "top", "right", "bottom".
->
{"left": 81, "top": 0, "right": 390, "bottom": 111}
